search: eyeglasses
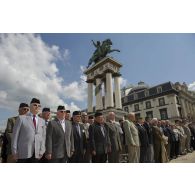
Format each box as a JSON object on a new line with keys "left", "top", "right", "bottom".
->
{"left": 23, "top": 108, "right": 29, "bottom": 111}
{"left": 59, "top": 111, "right": 66, "bottom": 113}
{"left": 32, "top": 104, "right": 41, "bottom": 108}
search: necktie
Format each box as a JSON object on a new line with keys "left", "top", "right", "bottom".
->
{"left": 33, "top": 115, "right": 36, "bottom": 129}
{"left": 77, "top": 124, "right": 81, "bottom": 137}
{"left": 100, "top": 125, "right": 105, "bottom": 137}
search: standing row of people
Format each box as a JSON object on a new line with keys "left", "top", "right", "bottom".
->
{"left": 1, "top": 98, "right": 195, "bottom": 163}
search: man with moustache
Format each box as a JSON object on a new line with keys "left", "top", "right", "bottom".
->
{"left": 45, "top": 105, "right": 74, "bottom": 163}
{"left": 1, "top": 103, "right": 29, "bottom": 163}
{"left": 12, "top": 98, "right": 46, "bottom": 163}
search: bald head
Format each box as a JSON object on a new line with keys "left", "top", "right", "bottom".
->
{"left": 108, "top": 112, "right": 115, "bottom": 121}
{"left": 127, "top": 112, "right": 136, "bottom": 122}
{"left": 150, "top": 118, "right": 158, "bottom": 126}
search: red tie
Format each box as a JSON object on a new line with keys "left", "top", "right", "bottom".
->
{"left": 33, "top": 115, "right": 36, "bottom": 129}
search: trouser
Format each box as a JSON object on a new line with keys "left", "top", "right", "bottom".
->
{"left": 108, "top": 151, "right": 120, "bottom": 163}
{"left": 140, "top": 147, "right": 148, "bottom": 163}
{"left": 92, "top": 153, "right": 107, "bottom": 163}
{"left": 49, "top": 157, "right": 68, "bottom": 163}
{"left": 17, "top": 153, "right": 39, "bottom": 163}
{"left": 69, "top": 153, "right": 84, "bottom": 163}
{"left": 175, "top": 141, "right": 180, "bottom": 156}
{"left": 40, "top": 153, "right": 48, "bottom": 163}
{"left": 180, "top": 136, "right": 187, "bottom": 154}
{"left": 170, "top": 141, "right": 175, "bottom": 158}
{"left": 83, "top": 143, "right": 91, "bottom": 163}
{"left": 7, "top": 154, "right": 17, "bottom": 163}
{"left": 127, "top": 145, "right": 140, "bottom": 163}
{"left": 146, "top": 144, "right": 154, "bottom": 163}
{"left": 185, "top": 135, "right": 191, "bottom": 152}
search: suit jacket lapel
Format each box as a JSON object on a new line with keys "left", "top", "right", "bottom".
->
{"left": 26, "top": 113, "right": 35, "bottom": 130}
{"left": 55, "top": 118, "right": 65, "bottom": 134}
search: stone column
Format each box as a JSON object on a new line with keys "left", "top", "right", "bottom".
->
{"left": 104, "top": 81, "right": 107, "bottom": 109}
{"left": 180, "top": 98, "right": 187, "bottom": 118}
{"left": 96, "top": 78, "right": 103, "bottom": 111}
{"left": 106, "top": 72, "right": 114, "bottom": 108}
{"left": 87, "top": 82, "right": 93, "bottom": 113}
{"left": 114, "top": 76, "right": 122, "bottom": 109}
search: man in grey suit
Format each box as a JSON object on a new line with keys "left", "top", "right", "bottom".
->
{"left": 123, "top": 112, "right": 140, "bottom": 163}
{"left": 45, "top": 105, "right": 74, "bottom": 163}
{"left": 12, "top": 98, "right": 46, "bottom": 163}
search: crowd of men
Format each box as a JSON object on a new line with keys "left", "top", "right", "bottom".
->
{"left": 1, "top": 97, "right": 195, "bottom": 163}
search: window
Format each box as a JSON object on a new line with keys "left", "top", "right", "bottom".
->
{"left": 124, "top": 106, "right": 129, "bottom": 113}
{"left": 159, "top": 108, "right": 168, "bottom": 120}
{"left": 124, "top": 96, "right": 128, "bottom": 103}
{"left": 134, "top": 104, "right": 139, "bottom": 112}
{"left": 145, "top": 101, "right": 151, "bottom": 109}
{"left": 134, "top": 93, "right": 138, "bottom": 100}
{"left": 159, "top": 97, "right": 165, "bottom": 106}
{"left": 178, "top": 107, "right": 182, "bottom": 118}
{"left": 135, "top": 113, "right": 141, "bottom": 120}
{"left": 145, "top": 90, "right": 149, "bottom": 97}
{"left": 157, "top": 86, "right": 162, "bottom": 93}
{"left": 146, "top": 111, "right": 153, "bottom": 119}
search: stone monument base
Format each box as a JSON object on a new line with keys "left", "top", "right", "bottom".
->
{"left": 88, "top": 108, "right": 127, "bottom": 122}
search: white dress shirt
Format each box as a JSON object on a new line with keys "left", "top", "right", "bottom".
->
{"left": 60, "top": 119, "right": 66, "bottom": 133}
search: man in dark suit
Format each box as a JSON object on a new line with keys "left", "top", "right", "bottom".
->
{"left": 45, "top": 105, "right": 74, "bottom": 163}
{"left": 89, "top": 112, "right": 111, "bottom": 163}
{"left": 143, "top": 117, "right": 154, "bottom": 162}
{"left": 65, "top": 110, "right": 71, "bottom": 121}
{"left": 40, "top": 107, "right": 51, "bottom": 163}
{"left": 136, "top": 117, "right": 149, "bottom": 163}
{"left": 69, "top": 111, "right": 87, "bottom": 163}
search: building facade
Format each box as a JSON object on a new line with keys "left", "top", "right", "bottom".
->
{"left": 121, "top": 81, "right": 195, "bottom": 122}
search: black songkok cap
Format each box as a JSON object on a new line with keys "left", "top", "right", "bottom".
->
{"left": 95, "top": 112, "right": 103, "bottom": 117}
{"left": 42, "top": 107, "right": 50, "bottom": 112}
{"left": 66, "top": 110, "right": 71, "bottom": 113}
{"left": 30, "top": 98, "right": 40, "bottom": 104}
{"left": 73, "top": 111, "right": 81, "bottom": 116}
{"left": 57, "top": 105, "right": 65, "bottom": 111}
{"left": 19, "top": 103, "right": 29, "bottom": 108}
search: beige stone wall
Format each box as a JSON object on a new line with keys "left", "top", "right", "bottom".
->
{"left": 124, "top": 94, "right": 181, "bottom": 120}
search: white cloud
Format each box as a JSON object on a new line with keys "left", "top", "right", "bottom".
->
{"left": 0, "top": 34, "right": 82, "bottom": 113}
{"left": 119, "top": 77, "right": 128, "bottom": 88}
{"left": 63, "top": 68, "right": 87, "bottom": 101}
{"left": 188, "top": 82, "right": 195, "bottom": 91}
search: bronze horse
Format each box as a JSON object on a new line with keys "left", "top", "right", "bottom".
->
{"left": 87, "top": 39, "right": 120, "bottom": 68}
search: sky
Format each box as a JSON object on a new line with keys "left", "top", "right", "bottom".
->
{"left": 1, "top": 33, "right": 195, "bottom": 130}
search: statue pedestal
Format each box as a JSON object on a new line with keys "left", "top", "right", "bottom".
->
{"left": 84, "top": 56, "right": 127, "bottom": 121}
{"left": 101, "top": 108, "right": 127, "bottom": 121}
